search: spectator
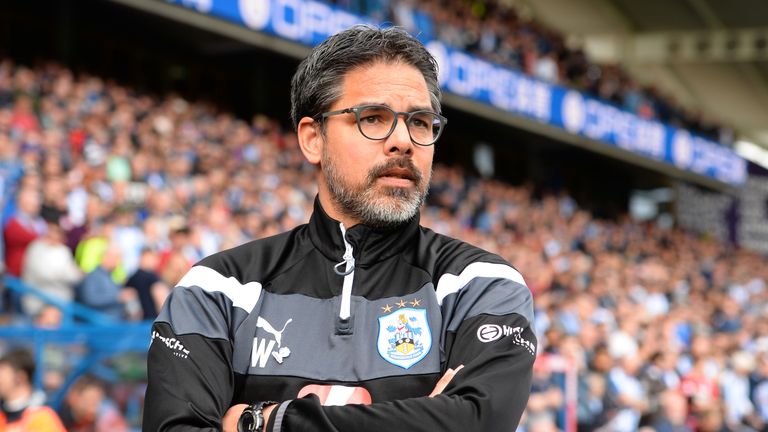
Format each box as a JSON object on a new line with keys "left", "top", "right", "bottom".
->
{"left": 0, "top": 349, "right": 66, "bottom": 431}
{"left": 0, "top": 55, "right": 764, "bottom": 430}
{"left": 607, "top": 354, "right": 648, "bottom": 431}
{"left": 21, "top": 207, "right": 82, "bottom": 317}
{"left": 3, "top": 186, "right": 45, "bottom": 277}
{"left": 59, "top": 374, "right": 128, "bottom": 432}
{"left": 651, "top": 391, "right": 692, "bottom": 432}
{"left": 124, "top": 248, "right": 168, "bottom": 320}
{"left": 719, "top": 350, "right": 758, "bottom": 429}
{"left": 75, "top": 244, "right": 125, "bottom": 320}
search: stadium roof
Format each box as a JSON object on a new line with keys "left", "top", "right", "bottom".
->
{"left": 526, "top": 0, "right": 768, "bottom": 150}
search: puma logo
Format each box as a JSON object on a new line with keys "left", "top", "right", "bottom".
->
{"left": 252, "top": 316, "right": 293, "bottom": 367}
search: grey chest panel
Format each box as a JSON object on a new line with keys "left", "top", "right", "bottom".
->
{"left": 232, "top": 283, "right": 442, "bottom": 382}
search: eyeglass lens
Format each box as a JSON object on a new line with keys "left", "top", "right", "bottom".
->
{"left": 357, "top": 106, "right": 443, "bottom": 145}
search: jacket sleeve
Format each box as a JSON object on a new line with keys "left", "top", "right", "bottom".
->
{"left": 143, "top": 265, "right": 245, "bottom": 431}
{"left": 267, "top": 262, "right": 536, "bottom": 432}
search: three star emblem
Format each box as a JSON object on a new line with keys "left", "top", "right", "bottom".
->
{"left": 381, "top": 298, "right": 422, "bottom": 313}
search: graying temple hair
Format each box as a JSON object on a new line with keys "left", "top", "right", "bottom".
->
{"left": 290, "top": 25, "right": 442, "bottom": 130}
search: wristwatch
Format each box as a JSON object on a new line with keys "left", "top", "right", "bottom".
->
{"left": 237, "top": 401, "right": 277, "bottom": 432}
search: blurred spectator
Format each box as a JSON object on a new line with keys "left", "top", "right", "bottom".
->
{"left": 75, "top": 245, "right": 125, "bottom": 320}
{"left": 719, "top": 351, "right": 759, "bottom": 429}
{"left": 526, "top": 364, "right": 563, "bottom": 430}
{"left": 577, "top": 372, "right": 608, "bottom": 431}
{"left": 607, "top": 354, "right": 648, "bottom": 431}
{"left": 21, "top": 207, "right": 82, "bottom": 317}
{"left": 3, "top": 187, "right": 45, "bottom": 277}
{"left": 651, "top": 391, "right": 692, "bottom": 432}
{"left": 124, "top": 248, "right": 169, "bottom": 320}
{"left": 0, "top": 349, "right": 66, "bottom": 431}
{"left": 111, "top": 207, "right": 145, "bottom": 278}
{"left": 371, "top": 0, "right": 733, "bottom": 143}
{"left": 59, "top": 374, "right": 128, "bottom": 432}
{"left": 0, "top": 56, "right": 764, "bottom": 430}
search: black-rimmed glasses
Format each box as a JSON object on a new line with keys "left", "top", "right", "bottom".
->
{"left": 316, "top": 104, "right": 447, "bottom": 146}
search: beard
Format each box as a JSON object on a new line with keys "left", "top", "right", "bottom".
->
{"left": 322, "top": 147, "right": 430, "bottom": 229}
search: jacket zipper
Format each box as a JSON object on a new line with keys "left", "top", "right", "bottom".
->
{"left": 334, "top": 223, "right": 355, "bottom": 320}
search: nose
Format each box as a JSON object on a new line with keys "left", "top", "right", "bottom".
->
{"left": 385, "top": 115, "right": 413, "bottom": 156}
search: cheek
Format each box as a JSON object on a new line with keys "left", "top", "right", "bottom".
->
{"left": 414, "top": 151, "right": 434, "bottom": 180}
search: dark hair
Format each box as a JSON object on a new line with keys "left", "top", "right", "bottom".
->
{"left": 70, "top": 373, "right": 107, "bottom": 393}
{"left": 290, "top": 25, "right": 442, "bottom": 130}
{"left": 0, "top": 349, "right": 36, "bottom": 382}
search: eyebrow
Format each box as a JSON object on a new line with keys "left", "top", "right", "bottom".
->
{"left": 352, "top": 102, "right": 435, "bottom": 112}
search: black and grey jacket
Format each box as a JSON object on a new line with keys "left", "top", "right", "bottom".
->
{"left": 143, "top": 199, "right": 536, "bottom": 431}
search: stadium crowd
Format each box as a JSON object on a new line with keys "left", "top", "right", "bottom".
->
{"left": 330, "top": 0, "right": 733, "bottom": 145}
{"left": 0, "top": 56, "right": 767, "bottom": 431}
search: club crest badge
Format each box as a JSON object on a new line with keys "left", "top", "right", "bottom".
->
{"left": 377, "top": 307, "right": 431, "bottom": 369}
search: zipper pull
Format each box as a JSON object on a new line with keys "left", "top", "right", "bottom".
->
{"left": 334, "top": 224, "right": 355, "bottom": 276}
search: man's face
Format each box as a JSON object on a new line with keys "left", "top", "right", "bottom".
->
{"left": 0, "top": 363, "right": 17, "bottom": 398}
{"left": 316, "top": 61, "right": 435, "bottom": 228}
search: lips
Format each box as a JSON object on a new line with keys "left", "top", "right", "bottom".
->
{"left": 380, "top": 167, "right": 417, "bottom": 181}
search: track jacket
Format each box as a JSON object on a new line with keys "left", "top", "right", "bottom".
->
{"left": 144, "top": 199, "right": 536, "bottom": 431}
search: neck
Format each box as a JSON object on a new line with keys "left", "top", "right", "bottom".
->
{"left": 3, "top": 386, "right": 33, "bottom": 410}
{"left": 317, "top": 187, "right": 359, "bottom": 229}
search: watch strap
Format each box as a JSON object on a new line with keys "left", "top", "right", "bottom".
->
{"left": 237, "top": 401, "right": 278, "bottom": 432}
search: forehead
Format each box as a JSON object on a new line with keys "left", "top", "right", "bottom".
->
{"left": 335, "top": 61, "right": 431, "bottom": 108}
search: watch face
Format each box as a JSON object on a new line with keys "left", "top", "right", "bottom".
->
{"left": 238, "top": 410, "right": 256, "bottom": 431}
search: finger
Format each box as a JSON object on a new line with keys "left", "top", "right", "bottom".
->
{"left": 429, "top": 364, "right": 464, "bottom": 397}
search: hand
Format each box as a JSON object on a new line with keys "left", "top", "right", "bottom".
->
{"left": 429, "top": 364, "right": 464, "bottom": 397}
{"left": 222, "top": 404, "right": 248, "bottom": 432}
{"left": 222, "top": 403, "right": 278, "bottom": 432}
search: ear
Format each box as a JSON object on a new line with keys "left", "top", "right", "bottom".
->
{"left": 297, "top": 117, "right": 323, "bottom": 165}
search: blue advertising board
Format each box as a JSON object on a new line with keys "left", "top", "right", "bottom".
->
{"left": 167, "top": 0, "right": 747, "bottom": 186}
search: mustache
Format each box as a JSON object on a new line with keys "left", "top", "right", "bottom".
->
{"left": 366, "top": 157, "right": 423, "bottom": 186}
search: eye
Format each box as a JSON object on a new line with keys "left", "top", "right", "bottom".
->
{"left": 409, "top": 114, "right": 433, "bottom": 130}
{"left": 361, "top": 114, "right": 384, "bottom": 124}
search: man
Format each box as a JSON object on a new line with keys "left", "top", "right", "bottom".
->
{"left": 76, "top": 244, "right": 126, "bottom": 320}
{"left": 59, "top": 374, "right": 129, "bottom": 432}
{"left": 124, "top": 248, "right": 169, "bottom": 320}
{"left": 3, "top": 186, "right": 46, "bottom": 277}
{"left": 21, "top": 206, "right": 82, "bottom": 317}
{"left": 144, "top": 25, "right": 535, "bottom": 432}
{"left": 0, "top": 349, "right": 66, "bottom": 431}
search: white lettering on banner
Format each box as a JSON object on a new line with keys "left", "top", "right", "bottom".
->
{"left": 272, "top": 0, "right": 301, "bottom": 40}
{"left": 672, "top": 131, "right": 694, "bottom": 169}
{"left": 578, "top": 98, "right": 666, "bottom": 159}
{"left": 269, "top": 0, "right": 366, "bottom": 43}
{"left": 446, "top": 51, "right": 477, "bottom": 96}
{"left": 671, "top": 133, "right": 746, "bottom": 185}
{"left": 638, "top": 122, "right": 666, "bottom": 158}
{"left": 440, "top": 46, "right": 551, "bottom": 122}
{"left": 151, "top": 331, "right": 191, "bottom": 359}
{"left": 583, "top": 99, "right": 610, "bottom": 140}
{"left": 180, "top": 0, "right": 213, "bottom": 13}
{"left": 613, "top": 109, "right": 633, "bottom": 150}
{"left": 562, "top": 91, "right": 586, "bottom": 133}
{"left": 239, "top": 0, "right": 270, "bottom": 30}
{"left": 488, "top": 68, "right": 513, "bottom": 110}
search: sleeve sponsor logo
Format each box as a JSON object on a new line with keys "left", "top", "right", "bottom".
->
{"left": 151, "top": 330, "right": 190, "bottom": 359}
{"left": 476, "top": 324, "right": 536, "bottom": 356}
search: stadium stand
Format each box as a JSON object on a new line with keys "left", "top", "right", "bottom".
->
{"left": 1, "top": 53, "right": 768, "bottom": 431}
{"left": 329, "top": 0, "right": 732, "bottom": 144}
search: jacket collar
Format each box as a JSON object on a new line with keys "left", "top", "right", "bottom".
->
{"left": 307, "top": 197, "right": 420, "bottom": 267}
